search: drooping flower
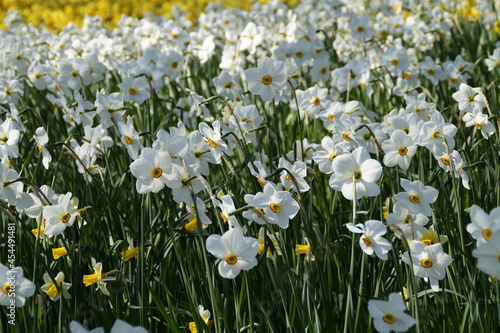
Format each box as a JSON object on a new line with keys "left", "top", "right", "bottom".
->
{"left": 41, "top": 272, "right": 71, "bottom": 301}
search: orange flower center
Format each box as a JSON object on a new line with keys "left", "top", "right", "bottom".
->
{"left": 269, "top": 203, "right": 281, "bottom": 213}
{"left": 383, "top": 313, "right": 395, "bottom": 324}
{"left": 262, "top": 75, "right": 273, "bottom": 85}
{"left": 225, "top": 254, "right": 238, "bottom": 265}
{"left": 151, "top": 167, "right": 163, "bottom": 178}
{"left": 124, "top": 136, "right": 133, "bottom": 145}
{"left": 421, "top": 258, "right": 433, "bottom": 268}
{"left": 482, "top": 229, "right": 492, "bottom": 241}
{"left": 61, "top": 213, "right": 71, "bottom": 223}
{"left": 409, "top": 195, "right": 420, "bottom": 203}
{"left": 398, "top": 147, "right": 408, "bottom": 156}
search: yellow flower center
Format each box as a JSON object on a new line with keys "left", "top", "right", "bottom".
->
{"left": 295, "top": 51, "right": 303, "bottom": 58}
{"left": 383, "top": 313, "right": 395, "bottom": 324}
{"left": 353, "top": 170, "right": 362, "bottom": 181}
{"left": 409, "top": 195, "right": 420, "bottom": 203}
{"left": 432, "top": 130, "right": 441, "bottom": 139}
{"left": 61, "top": 213, "right": 71, "bottom": 223}
{"left": 356, "top": 26, "right": 365, "bottom": 33}
{"left": 224, "top": 82, "right": 232, "bottom": 88}
{"left": 128, "top": 87, "right": 137, "bottom": 95}
{"left": 441, "top": 157, "right": 450, "bottom": 166}
{"left": 171, "top": 61, "right": 179, "bottom": 69}
{"left": 124, "top": 135, "right": 133, "bottom": 145}
{"left": 482, "top": 229, "right": 492, "bottom": 241}
{"left": 151, "top": 167, "right": 163, "bottom": 178}
{"left": 257, "top": 178, "right": 265, "bottom": 187}
{"left": 225, "top": 254, "right": 238, "bottom": 265}
{"left": 402, "top": 72, "right": 411, "bottom": 80}
{"left": 37, "top": 144, "right": 44, "bottom": 153}
{"left": 398, "top": 147, "right": 408, "bottom": 156}
{"left": 329, "top": 153, "right": 338, "bottom": 162}
{"left": 207, "top": 139, "right": 217, "bottom": 148}
{"left": 285, "top": 174, "right": 293, "bottom": 183}
{"left": 475, "top": 122, "right": 482, "bottom": 130}
{"left": 321, "top": 67, "right": 328, "bottom": 75}
{"left": 342, "top": 133, "right": 351, "bottom": 141}
{"left": 312, "top": 97, "right": 321, "bottom": 105}
{"left": 70, "top": 70, "right": 78, "bottom": 77}
{"left": 269, "top": 203, "right": 281, "bottom": 213}
{"left": 427, "top": 68, "right": 435, "bottom": 76}
{"left": 2, "top": 284, "right": 12, "bottom": 294}
{"left": 420, "top": 258, "right": 433, "bottom": 268}
{"left": 327, "top": 114, "right": 335, "bottom": 122}
{"left": 219, "top": 212, "right": 228, "bottom": 222}
{"left": 46, "top": 283, "right": 59, "bottom": 298}
{"left": 362, "top": 237, "right": 372, "bottom": 246}
{"left": 262, "top": 75, "right": 273, "bottom": 85}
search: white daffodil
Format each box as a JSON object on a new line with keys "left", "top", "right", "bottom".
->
{"left": 394, "top": 179, "right": 438, "bottom": 217}
{"left": 329, "top": 147, "right": 382, "bottom": 200}
{"left": 0, "top": 264, "right": 36, "bottom": 307}
{"left": 130, "top": 148, "right": 172, "bottom": 194}
{"left": 251, "top": 182, "right": 300, "bottom": 229}
{"left": 346, "top": 220, "right": 392, "bottom": 260}
{"left": 382, "top": 129, "right": 417, "bottom": 170}
{"left": 244, "top": 57, "right": 287, "bottom": 101}
{"left": 34, "top": 127, "right": 52, "bottom": 169}
{"left": 401, "top": 241, "right": 453, "bottom": 291}
{"left": 42, "top": 192, "right": 79, "bottom": 236}
{"left": 472, "top": 232, "right": 500, "bottom": 277}
{"left": 368, "top": 293, "right": 416, "bottom": 333}
{"left": 206, "top": 228, "right": 259, "bottom": 279}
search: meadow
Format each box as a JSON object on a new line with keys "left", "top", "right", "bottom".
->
{"left": 0, "top": 0, "right": 500, "bottom": 332}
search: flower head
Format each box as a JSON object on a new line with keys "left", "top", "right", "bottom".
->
{"left": 206, "top": 228, "right": 259, "bottom": 279}
{"left": 368, "top": 293, "right": 416, "bottom": 333}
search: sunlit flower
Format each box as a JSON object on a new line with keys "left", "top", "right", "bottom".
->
{"left": 346, "top": 220, "right": 392, "bottom": 260}
{"left": 466, "top": 204, "right": 500, "bottom": 246}
{"left": 401, "top": 241, "right": 453, "bottom": 291}
{"left": 394, "top": 179, "right": 438, "bottom": 217}
{"left": 368, "top": 293, "right": 416, "bottom": 333}
{"left": 329, "top": 147, "right": 383, "bottom": 200}
{"left": 244, "top": 57, "right": 287, "bottom": 101}
{"left": 206, "top": 228, "right": 259, "bottom": 279}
